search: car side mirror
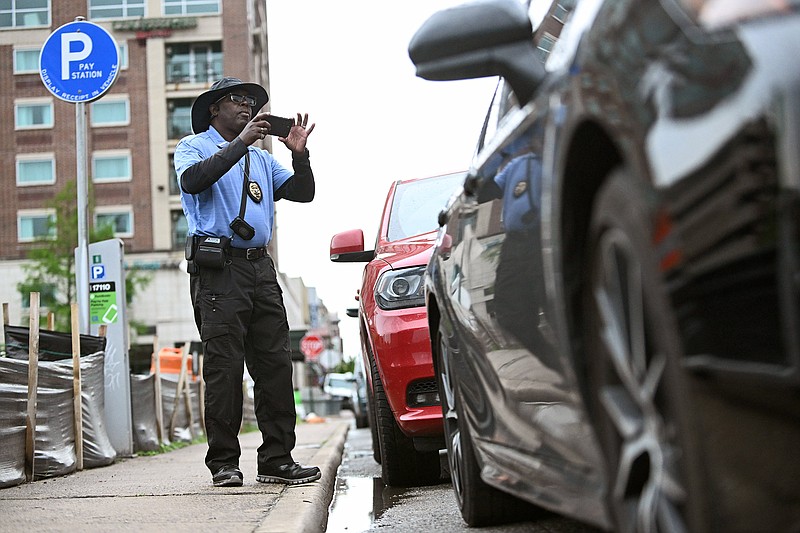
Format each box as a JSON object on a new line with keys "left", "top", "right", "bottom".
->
{"left": 408, "top": 0, "right": 545, "bottom": 105}
{"left": 330, "top": 229, "right": 375, "bottom": 263}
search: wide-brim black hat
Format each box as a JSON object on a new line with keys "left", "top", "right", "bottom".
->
{"left": 191, "top": 77, "right": 269, "bottom": 134}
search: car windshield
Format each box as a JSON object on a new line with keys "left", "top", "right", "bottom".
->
{"left": 387, "top": 172, "right": 465, "bottom": 241}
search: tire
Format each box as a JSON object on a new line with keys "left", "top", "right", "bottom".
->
{"left": 434, "top": 328, "right": 540, "bottom": 526}
{"left": 369, "top": 350, "right": 441, "bottom": 487}
{"left": 583, "top": 169, "right": 707, "bottom": 533}
{"left": 355, "top": 407, "right": 369, "bottom": 429}
{"left": 365, "top": 357, "right": 381, "bottom": 463}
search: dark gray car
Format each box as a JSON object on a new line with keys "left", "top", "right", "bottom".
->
{"left": 410, "top": 0, "right": 800, "bottom": 531}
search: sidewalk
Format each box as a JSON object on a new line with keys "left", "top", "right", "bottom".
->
{"left": 0, "top": 416, "right": 351, "bottom": 533}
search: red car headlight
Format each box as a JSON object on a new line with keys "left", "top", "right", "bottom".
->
{"left": 375, "top": 266, "right": 427, "bottom": 310}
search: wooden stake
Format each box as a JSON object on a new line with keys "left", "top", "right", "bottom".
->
{"left": 47, "top": 311, "right": 54, "bottom": 331}
{"left": 25, "top": 293, "right": 40, "bottom": 482}
{"left": 71, "top": 303, "right": 84, "bottom": 471}
{"left": 198, "top": 352, "right": 205, "bottom": 435}
{"left": 1, "top": 302, "right": 6, "bottom": 357}
{"left": 182, "top": 342, "right": 196, "bottom": 439}
{"left": 152, "top": 336, "right": 164, "bottom": 444}
{"left": 2, "top": 302, "right": 8, "bottom": 357}
{"left": 168, "top": 345, "right": 190, "bottom": 438}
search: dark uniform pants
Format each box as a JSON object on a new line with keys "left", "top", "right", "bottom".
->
{"left": 190, "top": 253, "right": 296, "bottom": 474}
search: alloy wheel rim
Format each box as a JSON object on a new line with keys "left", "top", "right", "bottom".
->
{"left": 439, "top": 334, "right": 464, "bottom": 506}
{"left": 593, "top": 227, "right": 688, "bottom": 533}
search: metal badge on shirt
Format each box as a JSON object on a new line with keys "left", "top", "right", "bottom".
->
{"left": 248, "top": 181, "right": 263, "bottom": 203}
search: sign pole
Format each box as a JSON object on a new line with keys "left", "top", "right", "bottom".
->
{"left": 76, "top": 100, "right": 90, "bottom": 334}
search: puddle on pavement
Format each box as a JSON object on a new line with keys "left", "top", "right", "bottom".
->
{"left": 325, "top": 476, "right": 407, "bottom": 532}
{"left": 324, "top": 419, "right": 417, "bottom": 532}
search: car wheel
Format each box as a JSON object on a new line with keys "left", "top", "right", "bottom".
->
{"left": 355, "top": 398, "right": 369, "bottom": 429}
{"left": 435, "top": 328, "right": 540, "bottom": 526}
{"left": 584, "top": 170, "right": 707, "bottom": 533}
{"left": 369, "top": 350, "right": 441, "bottom": 487}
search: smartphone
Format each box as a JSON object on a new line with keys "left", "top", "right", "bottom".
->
{"left": 265, "top": 115, "right": 293, "bottom": 138}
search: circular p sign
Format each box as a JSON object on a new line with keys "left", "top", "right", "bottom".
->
{"left": 39, "top": 19, "right": 120, "bottom": 103}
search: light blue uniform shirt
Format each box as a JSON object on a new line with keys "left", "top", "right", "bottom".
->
{"left": 174, "top": 126, "right": 293, "bottom": 248}
{"left": 494, "top": 153, "right": 541, "bottom": 233}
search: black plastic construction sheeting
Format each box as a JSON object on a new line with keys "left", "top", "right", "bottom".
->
{"left": 4, "top": 324, "right": 106, "bottom": 361}
{"left": 0, "top": 351, "right": 117, "bottom": 487}
{"left": 130, "top": 373, "right": 159, "bottom": 452}
{"left": 130, "top": 373, "right": 203, "bottom": 451}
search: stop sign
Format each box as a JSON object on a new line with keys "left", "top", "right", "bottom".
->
{"left": 300, "top": 334, "right": 324, "bottom": 359}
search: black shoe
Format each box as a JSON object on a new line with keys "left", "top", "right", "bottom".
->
{"left": 256, "top": 462, "right": 321, "bottom": 485}
{"left": 212, "top": 465, "right": 243, "bottom": 487}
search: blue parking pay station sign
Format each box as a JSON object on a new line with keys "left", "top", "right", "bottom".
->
{"left": 39, "top": 18, "right": 119, "bottom": 103}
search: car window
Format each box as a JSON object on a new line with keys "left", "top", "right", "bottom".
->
{"left": 386, "top": 172, "right": 466, "bottom": 241}
{"left": 474, "top": 79, "right": 504, "bottom": 159}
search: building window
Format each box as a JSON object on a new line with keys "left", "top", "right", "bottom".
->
{"left": 165, "top": 42, "right": 222, "bottom": 84}
{"left": 171, "top": 210, "right": 188, "bottom": 250}
{"left": 89, "top": 0, "right": 145, "bottom": 19}
{"left": 18, "top": 209, "right": 56, "bottom": 242}
{"left": 90, "top": 97, "right": 130, "bottom": 126}
{"left": 16, "top": 154, "right": 56, "bottom": 186}
{"left": 536, "top": 32, "right": 557, "bottom": 61}
{"left": 95, "top": 207, "right": 133, "bottom": 238}
{"left": 168, "top": 153, "right": 180, "bottom": 195}
{"left": 167, "top": 98, "right": 193, "bottom": 139}
{"left": 92, "top": 150, "right": 132, "bottom": 183}
{"left": 552, "top": 2, "right": 574, "bottom": 24}
{"left": 119, "top": 42, "right": 129, "bottom": 69}
{"left": 163, "top": 0, "right": 219, "bottom": 16}
{"left": 13, "top": 47, "right": 40, "bottom": 73}
{"left": 0, "top": 0, "right": 50, "bottom": 29}
{"left": 15, "top": 99, "right": 54, "bottom": 130}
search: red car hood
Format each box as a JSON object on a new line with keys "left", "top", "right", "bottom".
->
{"left": 374, "top": 232, "right": 437, "bottom": 270}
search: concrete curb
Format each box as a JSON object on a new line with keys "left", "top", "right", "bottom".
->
{"left": 255, "top": 421, "right": 350, "bottom": 533}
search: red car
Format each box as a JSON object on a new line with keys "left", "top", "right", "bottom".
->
{"left": 330, "top": 171, "right": 465, "bottom": 486}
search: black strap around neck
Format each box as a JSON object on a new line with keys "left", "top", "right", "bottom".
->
{"left": 238, "top": 152, "right": 250, "bottom": 219}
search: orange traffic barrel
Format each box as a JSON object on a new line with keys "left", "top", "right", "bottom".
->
{"left": 151, "top": 347, "right": 197, "bottom": 381}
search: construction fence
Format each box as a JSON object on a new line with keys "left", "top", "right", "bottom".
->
{"left": 0, "top": 320, "right": 212, "bottom": 489}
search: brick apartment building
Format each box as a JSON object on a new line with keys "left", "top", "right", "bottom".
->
{"left": 0, "top": 0, "right": 335, "bottom": 367}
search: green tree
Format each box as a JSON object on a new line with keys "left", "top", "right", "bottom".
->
{"left": 17, "top": 179, "right": 151, "bottom": 332}
{"left": 330, "top": 357, "right": 355, "bottom": 374}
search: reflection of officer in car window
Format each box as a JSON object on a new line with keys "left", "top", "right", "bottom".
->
{"left": 479, "top": 138, "right": 552, "bottom": 365}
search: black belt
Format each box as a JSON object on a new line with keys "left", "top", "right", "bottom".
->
{"left": 228, "top": 246, "right": 268, "bottom": 260}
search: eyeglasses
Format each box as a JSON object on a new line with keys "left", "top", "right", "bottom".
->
{"left": 214, "top": 93, "right": 257, "bottom": 107}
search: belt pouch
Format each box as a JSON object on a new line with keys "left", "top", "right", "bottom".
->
{"left": 193, "top": 236, "right": 230, "bottom": 269}
{"left": 185, "top": 235, "right": 199, "bottom": 261}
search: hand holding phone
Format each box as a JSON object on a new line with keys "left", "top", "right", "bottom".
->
{"left": 265, "top": 115, "right": 294, "bottom": 138}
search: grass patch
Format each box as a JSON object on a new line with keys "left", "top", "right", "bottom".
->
{"left": 241, "top": 422, "right": 259, "bottom": 434}
{"left": 138, "top": 435, "right": 207, "bottom": 456}
{"left": 137, "top": 423, "right": 258, "bottom": 456}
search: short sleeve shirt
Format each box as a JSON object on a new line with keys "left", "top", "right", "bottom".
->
{"left": 174, "top": 126, "right": 293, "bottom": 248}
{"left": 494, "top": 153, "right": 541, "bottom": 233}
